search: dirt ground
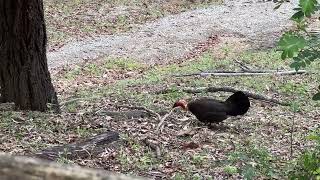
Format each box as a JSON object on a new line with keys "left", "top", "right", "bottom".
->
{"left": 1, "top": 0, "right": 319, "bottom": 180}
{"left": 47, "top": 0, "right": 299, "bottom": 70}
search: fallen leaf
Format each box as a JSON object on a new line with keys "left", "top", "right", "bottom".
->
{"left": 181, "top": 141, "right": 200, "bottom": 150}
{"left": 177, "top": 128, "right": 196, "bottom": 137}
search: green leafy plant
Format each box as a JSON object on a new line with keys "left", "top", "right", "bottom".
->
{"left": 224, "top": 165, "right": 238, "bottom": 175}
{"left": 227, "top": 145, "right": 276, "bottom": 180}
{"left": 172, "top": 173, "right": 186, "bottom": 180}
{"left": 287, "top": 129, "right": 320, "bottom": 180}
{"left": 275, "top": 1, "right": 320, "bottom": 179}
{"left": 277, "top": 0, "right": 320, "bottom": 100}
{"left": 191, "top": 154, "right": 206, "bottom": 166}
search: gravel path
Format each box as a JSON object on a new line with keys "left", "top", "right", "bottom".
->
{"left": 47, "top": 0, "right": 298, "bottom": 69}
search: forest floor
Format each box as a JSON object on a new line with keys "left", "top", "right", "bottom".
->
{"left": 1, "top": 0, "right": 320, "bottom": 179}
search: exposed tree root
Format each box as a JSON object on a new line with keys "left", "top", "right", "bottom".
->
{"left": 36, "top": 131, "right": 120, "bottom": 161}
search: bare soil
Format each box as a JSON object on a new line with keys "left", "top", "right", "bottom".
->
{"left": 47, "top": 0, "right": 298, "bottom": 70}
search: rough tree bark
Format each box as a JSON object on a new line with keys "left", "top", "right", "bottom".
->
{"left": 0, "top": 0, "right": 59, "bottom": 111}
{"left": 0, "top": 153, "right": 147, "bottom": 180}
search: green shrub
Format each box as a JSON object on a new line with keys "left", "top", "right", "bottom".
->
{"left": 288, "top": 129, "right": 320, "bottom": 180}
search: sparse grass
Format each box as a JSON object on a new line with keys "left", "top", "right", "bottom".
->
{"left": 2, "top": 46, "right": 319, "bottom": 179}
{"left": 104, "top": 58, "right": 144, "bottom": 70}
{"left": 227, "top": 144, "right": 277, "bottom": 179}
{"left": 56, "top": 47, "right": 318, "bottom": 179}
{"left": 172, "top": 173, "right": 186, "bottom": 180}
{"left": 224, "top": 165, "right": 238, "bottom": 175}
{"left": 116, "top": 137, "right": 159, "bottom": 173}
{"left": 63, "top": 58, "right": 146, "bottom": 81}
{"left": 66, "top": 101, "right": 79, "bottom": 113}
{"left": 62, "top": 49, "right": 319, "bottom": 112}
{"left": 44, "top": 0, "right": 223, "bottom": 49}
{"left": 191, "top": 154, "right": 207, "bottom": 166}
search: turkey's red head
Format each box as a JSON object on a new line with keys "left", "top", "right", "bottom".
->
{"left": 173, "top": 99, "right": 188, "bottom": 110}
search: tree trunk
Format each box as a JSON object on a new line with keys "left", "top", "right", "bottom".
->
{"left": 0, "top": 0, "right": 59, "bottom": 112}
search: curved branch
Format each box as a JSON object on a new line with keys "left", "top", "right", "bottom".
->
{"left": 188, "top": 87, "right": 289, "bottom": 105}
{"left": 157, "top": 86, "right": 290, "bottom": 106}
{"left": 173, "top": 70, "right": 307, "bottom": 77}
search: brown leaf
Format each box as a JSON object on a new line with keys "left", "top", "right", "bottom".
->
{"left": 181, "top": 141, "right": 200, "bottom": 150}
{"left": 177, "top": 128, "right": 196, "bottom": 137}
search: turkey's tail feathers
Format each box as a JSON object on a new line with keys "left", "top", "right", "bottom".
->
{"left": 225, "top": 91, "right": 250, "bottom": 116}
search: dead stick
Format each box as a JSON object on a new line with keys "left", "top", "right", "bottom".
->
{"left": 156, "top": 87, "right": 289, "bottom": 106}
{"left": 142, "top": 138, "right": 161, "bottom": 159}
{"left": 233, "top": 59, "right": 252, "bottom": 71}
{"left": 173, "top": 70, "right": 307, "bottom": 77}
{"left": 197, "top": 69, "right": 289, "bottom": 73}
{"left": 184, "top": 87, "right": 289, "bottom": 106}
{"left": 115, "top": 104, "right": 175, "bottom": 133}
{"left": 116, "top": 105, "right": 161, "bottom": 120}
{"left": 290, "top": 114, "right": 295, "bottom": 159}
{"left": 155, "top": 108, "right": 176, "bottom": 133}
{"left": 60, "top": 96, "right": 100, "bottom": 107}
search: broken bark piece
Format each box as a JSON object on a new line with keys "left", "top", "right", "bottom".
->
{"left": 35, "top": 131, "right": 121, "bottom": 161}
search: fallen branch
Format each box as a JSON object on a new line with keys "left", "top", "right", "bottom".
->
{"left": 0, "top": 152, "right": 145, "bottom": 180}
{"left": 60, "top": 96, "right": 100, "bottom": 107}
{"left": 115, "top": 104, "right": 175, "bottom": 134}
{"left": 96, "top": 110, "right": 152, "bottom": 119}
{"left": 115, "top": 105, "right": 161, "bottom": 120}
{"left": 157, "top": 86, "right": 290, "bottom": 106}
{"left": 186, "top": 87, "right": 289, "bottom": 105}
{"left": 36, "top": 131, "right": 120, "bottom": 161}
{"left": 233, "top": 59, "right": 252, "bottom": 71}
{"left": 173, "top": 70, "right": 307, "bottom": 77}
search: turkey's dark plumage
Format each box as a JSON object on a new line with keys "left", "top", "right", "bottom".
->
{"left": 187, "top": 98, "right": 228, "bottom": 123}
{"left": 174, "top": 91, "right": 250, "bottom": 123}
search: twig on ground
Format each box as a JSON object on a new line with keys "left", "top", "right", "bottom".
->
{"left": 172, "top": 70, "right": 307, "bottom": 77}
{"left": 155, "top": 108, "right": 177, "bottom": 133}
{"left": 114, "top": 105, "right": 176, "bottom": 158}
{"left": 290, "top": 114, "right": 295, "bottom": 159}
{"left": 95, "top": 109, "right": 151, "bottom": 119}
{"left": 233, "top": 59, "right": 252, "bottom": 71}
{"left": 60, "top": 96, "right": 100, "bottom": 107}
{"left": 142, "top": 138, "right": 161, "bottom": 159}
{"left": 116, "top": 105, "right": 161, "bottom": 120}
{"left": 115, "top": 104, "right": 175, "bottom": 134}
